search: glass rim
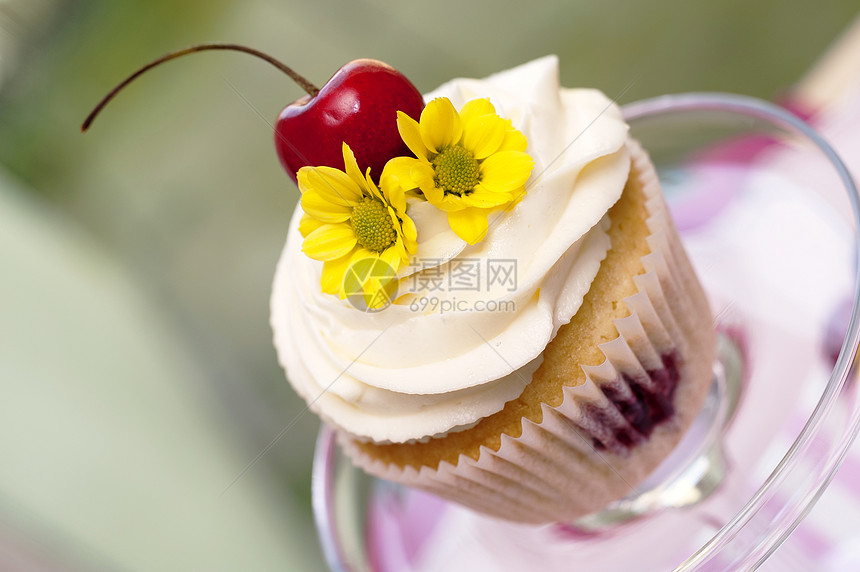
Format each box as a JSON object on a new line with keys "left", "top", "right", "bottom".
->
{"left": 312, "top": 92, "right": 860, "bottom": 572}
{"left": 313, "top": 424, "right": 348, "bottom": 572}
{"left": 623, "top": 92, "right": 860, "bottom": 569}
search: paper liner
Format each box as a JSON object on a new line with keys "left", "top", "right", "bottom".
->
{"left": 340, "top": 140, "right": 716, "bottom": 524}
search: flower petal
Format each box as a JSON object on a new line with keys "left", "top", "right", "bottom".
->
{"left": 300, "top": 189, "right": 352, "bottom": 223}
{"left": 320, "top": 247, "right": 358, "bottom": 296}
{"left": 381, "top": 158, "right": 417, "bottom": 208}
{"left": 419, "top": 98, "right": 462, "bottom": 153}
{"left": 498, "top": 120, "right": 528, "bottom": 152}
{"left": 341, "top": 143, "right": 370, "bottom": 193}
{"left": 385, "top": 188, "right": 405, "bottom": 218}
{"left": 299, "top": 166, "right": 362, "bottom": 206}
{"left": 298, "top": 213, "right": 324, "bottom": 237}
{"left": 447, "top": 208, "right": 489, "bottom": 245}
{"left": 399, "top": 212, "right": 418, "bottom": 249}
{"left": 479, "top": 150, "right": 534, "bottom": 193}
{"left": 383, "top": 157, "right": 419, "bottom": 188}
{"left": 396, "top": 111, "right": 428, "bottom": 160}
{"left": 462, "top": 188, "right": 515, "bottom": 209}
{"left": 364, "top": 271, "right": 397, "bottom": 309}
{"left": 341, "top": 248, "right": 374, "bottom": 291}
{"left": 462, "top": 114, "right": 507, "bottom": 160}
{"left": 421, "top": 183, "right": 445, "bottom": 206}
{"left": 411, "top": 161, "right": 436, "bottom": 188}
{"left": 459, "top": 98, "right": 496, "bottom": 126}
{"left": 411, "top": 162, "right": 442, "bottom": 204}
{"left": 302, "top": 223, "right": 358, "bottom": 261}
{"left": 393, "top": 218, "right": 417, "bottom": 257}
{"left": 380, "top": 243, "right": 405, "bottom": 271}
{"left": 364, "top": 167, "right": 384, "bottom": 202}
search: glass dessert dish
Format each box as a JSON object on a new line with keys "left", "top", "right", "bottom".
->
{"left": 311, "top": 93, "right": 860, "bottom": 571}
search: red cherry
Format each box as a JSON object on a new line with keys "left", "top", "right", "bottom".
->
{"left": 82, "top": 44, "right": 425, "bottom": 184}
{"left": 274, "top": 59, "right": 424, "bottom": 183}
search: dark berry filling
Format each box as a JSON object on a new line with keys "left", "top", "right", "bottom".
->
{"left": 578, "top": 352, "right": 680, "bottom": 454}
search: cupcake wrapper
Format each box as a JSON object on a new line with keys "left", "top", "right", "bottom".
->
{"left": 340, "top": 140, "right": 716, "bottom": 524}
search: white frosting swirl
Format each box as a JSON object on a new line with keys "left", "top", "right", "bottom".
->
{"left": 271, "top": 56, "right": 631, "bottom": 443}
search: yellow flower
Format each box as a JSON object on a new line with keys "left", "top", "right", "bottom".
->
{"left": 386, "top": 97, "right": 534, "bottom": 244}
{"left": 298, "top": 143, "right": 417, "bottom": 307}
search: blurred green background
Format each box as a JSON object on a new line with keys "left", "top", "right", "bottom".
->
{"left": 0, "top": 1, "right": 857, "bottom": 570}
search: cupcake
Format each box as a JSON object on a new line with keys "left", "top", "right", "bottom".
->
{"left": 271, "top": 55, "right": 715, "bottom": 524}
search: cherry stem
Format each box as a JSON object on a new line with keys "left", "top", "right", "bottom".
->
{"left": 81, "top": 43, "right": 320, "bottom": 132}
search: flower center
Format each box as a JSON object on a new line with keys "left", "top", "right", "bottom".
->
{"left": 432, "top": 145, "right": 480, "bottom": 196}
{"left": 351, "top": 196, "right": 397, "bottom": 253}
